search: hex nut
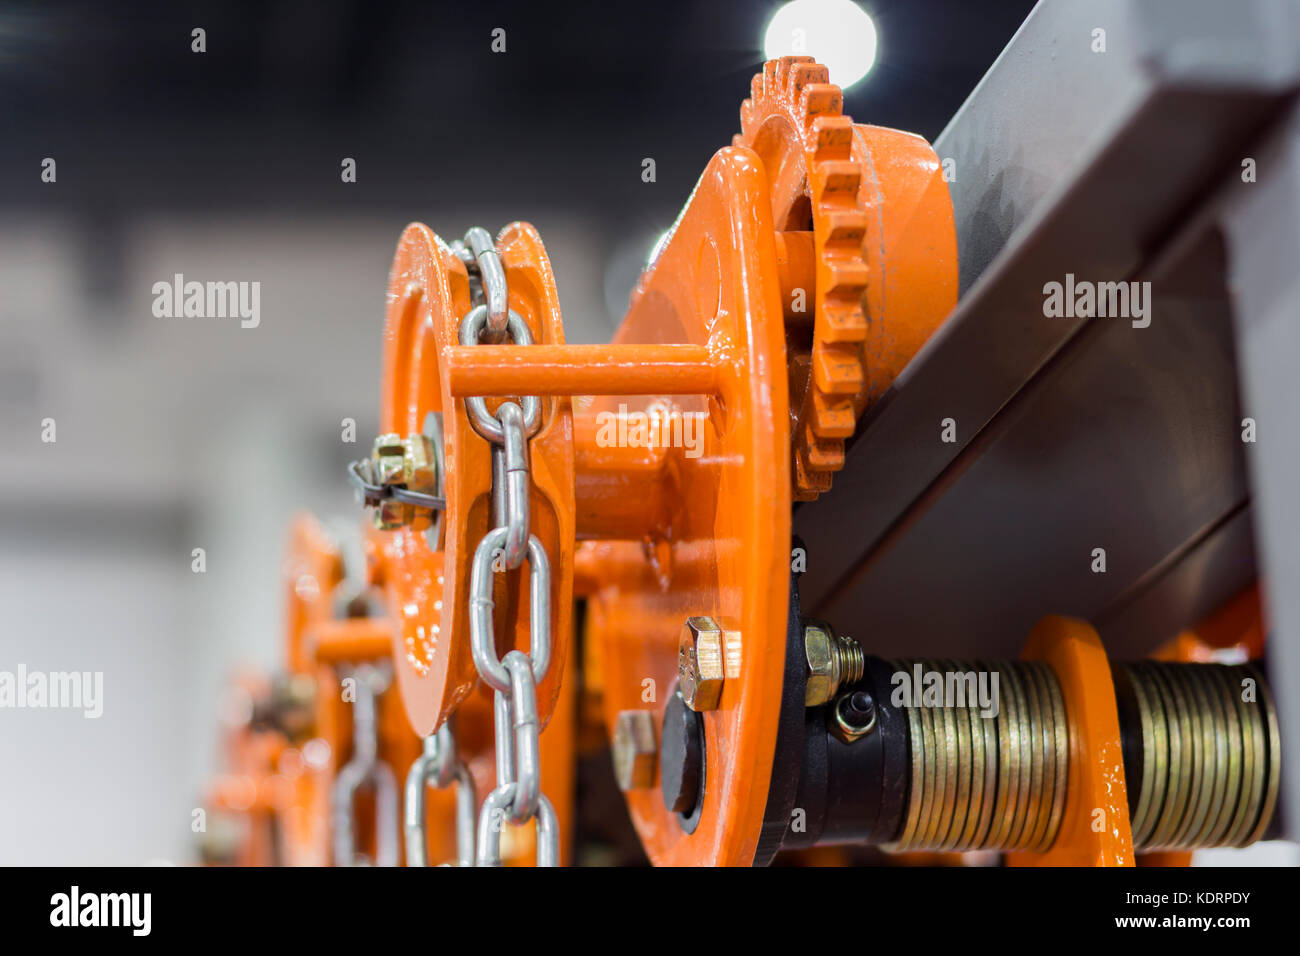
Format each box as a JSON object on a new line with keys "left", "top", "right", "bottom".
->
{"left": 370, "top": 432, "right": 437, "bottom": 531}
{"left": 403, "top": 433, "right": 437, "bottom": 492}
{"left": 372, "top": 434, "right": 406, "bottom": 483}
{"left": 830, "top": 689, "right": 877, "bottom": 744}
{"left": 371, "top": 434, "right": 409, "bottom": 530}
{"left": 401, "top": 433, "right": 436, "bottom": 532}
{"left": 612, "top": 710, "right": 657, "bottom": 791}
{"left": 679, "top": 616, "right": 725, "bottom": 712}
{"left": 804, "top": 622, "right": 838, "bottom": 707}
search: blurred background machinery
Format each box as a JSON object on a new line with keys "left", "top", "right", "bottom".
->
{"left": 2, "top": 0, "right": 1296, "bottom": 866}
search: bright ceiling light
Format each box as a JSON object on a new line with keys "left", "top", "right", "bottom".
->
{"left": 763, "top": 0, "right": 878, "bottom": 90}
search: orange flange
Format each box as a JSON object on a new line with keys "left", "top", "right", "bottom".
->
{"left": 581, "top": 147, "right": 792, "bottom": 865}
{"left": 1008, "top": 615, "right": 1135, "bottom": 866}
{"left": 374, "top": 222, "right": 575, "bottom": 738}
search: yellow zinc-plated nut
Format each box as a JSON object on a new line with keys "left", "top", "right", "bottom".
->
{"left": 371, "top": 433, "right": 406, "bottom": 485}
{"left": 612, "top": 710, "right": 658, "bottom": 791}
{"left": 403, "top": 433, "right": 437, "bottom": 490}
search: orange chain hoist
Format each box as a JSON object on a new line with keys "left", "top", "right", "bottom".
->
{"left": 204, "top": 513, "right": 574, "bottom": 866}
{"left": 350, "top": 55, "right": 954, "bottom": 865}
{"left": 324, "top": 56, "right": 1283, "bottom": 867}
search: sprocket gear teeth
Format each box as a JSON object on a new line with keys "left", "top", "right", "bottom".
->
{"left": 735, "top": 56, "right": 871, "bottom": 501}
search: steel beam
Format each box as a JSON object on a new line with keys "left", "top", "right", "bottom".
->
{"left": 796, "top": 0, "right": 1299, "bottom": 669}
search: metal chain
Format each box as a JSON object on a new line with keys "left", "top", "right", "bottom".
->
{"left": 456, "top": 226, "right": 559, "bottom": 867}
{"left": 453, "top": 226, "right": 510, "bottom": 339}
{"left": 331, "top": 663, "right": 399, "bottom": 866}
{"left": 403, "top": 721, "right": 477, "bottom": 866}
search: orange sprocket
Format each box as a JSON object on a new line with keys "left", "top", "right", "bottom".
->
{"left": 735, "top": 56, "right": 958, "bottom": 500}
{"left": 736, "top": 57, "right": 868, "bottom": 500}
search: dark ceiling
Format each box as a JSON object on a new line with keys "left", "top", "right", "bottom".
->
{"left": 0, "top": 0, "right": 1037, "bottom": 222}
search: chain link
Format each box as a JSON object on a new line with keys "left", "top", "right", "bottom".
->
{"left": 403, "top": 722, "right": 477, "bottom": 867}
{"left": 455, "top": 225, "right": 559, "bottom": 867}
{"left": 330, "top": 664, "right": 399, "bottom": 866}
{"left": 459, "top": 305, "right": 542, "bottom": 441}
{"left": 457, "top": 226, "right": 509, "bottom": 338}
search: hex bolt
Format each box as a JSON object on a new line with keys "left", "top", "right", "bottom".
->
{"left": 803, "top": 621, "right": 865, "bottom": 707}
{"left": 612, "top": 710, "right": 658, "bottom": 791}
{"left": 371, "top": 434, "right": 409, "bottom": 530}
{"left": 404, "top": 433, "right": 436, "bottom": 486}
{"left": 678, "top": 616, "right": 726, "bottom": 712}
{"left": 372, "top": 433, "right": 406, "bottom": 483}
{"left": 369, "top": 432, "right": 439, "bottom": 531}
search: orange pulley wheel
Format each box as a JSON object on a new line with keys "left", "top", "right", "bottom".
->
{"left": 374, "top": 223, "right": 575, "bottom": 738}
{"left": 582, "top": 147, "right": 794, "bottom": 865}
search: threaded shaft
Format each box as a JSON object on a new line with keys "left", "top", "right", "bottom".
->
{"left": 1114, "top": 661, "right": 1280, "bottom": 851}
{"left": 886, "top": 659, "right": 1068, "bottom": 853}
{"left": 835, "top": 635, "right": 865, "bottom": 687}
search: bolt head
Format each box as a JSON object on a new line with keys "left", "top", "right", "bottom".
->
{"left": 372, "top": 434, "right": 406, "bottom": 483}
{"left": 678, "top": 616, "right": 725, "bottom": 712}
{"left": 371, "top": 434, "right": 408, "bottom": 530}
{"left": 369, "top": 432, "right": 437, "bottom": 531}
{"left": 804, "top": 622, "right": 839, "bottom": 707}
{"left": 611, "top": 710, "right": 657, "bottom": 791}
{"left": 403, "top": 433, "right": 436, "bottom": 491}
{"left": 373, "top": 500, "right": 404, "bottom": 531}
{"left": 402, "top": 433, "right": 436, "bottom": 532}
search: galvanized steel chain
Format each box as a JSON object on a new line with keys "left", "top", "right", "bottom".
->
{"left": 403, "top": 721, "right": 477, "bottom": 866}
{"left": 331, "top": 663, "right": 399, "bottom": 866}
{"left": 456, "top": 226, "right": 559, "bottom": 866}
